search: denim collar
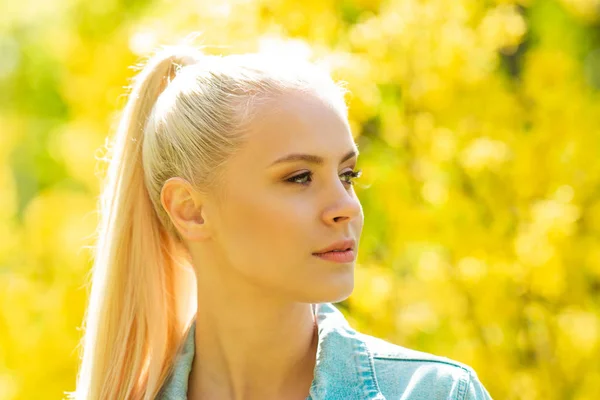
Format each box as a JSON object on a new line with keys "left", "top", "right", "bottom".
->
{"left": 158, "top": 302, "right": 385, "bottom": 399}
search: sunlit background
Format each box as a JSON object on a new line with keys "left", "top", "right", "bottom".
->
{"left": 2, "top": 0, "right": 600, "bottom": 398}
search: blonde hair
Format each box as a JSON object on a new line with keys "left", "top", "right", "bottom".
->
{"left": 67, "top": 43, "right": 349, "bottom": 400}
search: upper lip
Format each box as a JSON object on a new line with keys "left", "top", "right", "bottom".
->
{"left": 313, "top": 239, "right": 356, "bottom": 254}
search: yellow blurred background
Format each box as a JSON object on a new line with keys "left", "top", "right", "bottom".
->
{"left": 2, "top": 0, "right": 600, "bottom": 398}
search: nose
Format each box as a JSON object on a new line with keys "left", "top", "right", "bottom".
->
{"left": 321, "top": 182, "right": 363, "bottom": 225}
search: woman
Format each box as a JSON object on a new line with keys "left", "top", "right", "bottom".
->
{"left": 68, "top": 43, "right": 493, "bottom": 400}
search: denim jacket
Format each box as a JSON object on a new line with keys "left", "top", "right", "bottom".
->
{"left": 157, "top": 302, "right": 493, "bottom": 399}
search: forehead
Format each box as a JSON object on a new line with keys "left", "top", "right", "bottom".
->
{"left": 239, "top": 90, "right": 355, "bottom": 167}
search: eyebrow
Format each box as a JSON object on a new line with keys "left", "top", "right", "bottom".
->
{"left": 268, "top": 148, "right": 360, "bottom": 167}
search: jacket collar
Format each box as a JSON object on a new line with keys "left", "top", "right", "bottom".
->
{"left": 158, "top": 302, "right": 385, "bottom": 399}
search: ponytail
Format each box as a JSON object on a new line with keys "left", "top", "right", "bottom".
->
{"left": 67, "top": 39, "right": 352, "bottom": 400}
{"left": 67, "top": 45, "right": 202, "bottom": 400}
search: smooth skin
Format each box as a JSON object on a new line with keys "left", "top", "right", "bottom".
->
{"left": 160, "top": 89, "right": 364, "bottom": 400}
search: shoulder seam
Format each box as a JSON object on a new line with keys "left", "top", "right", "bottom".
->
{"left": 360, "top": 339, "right": 386, "bottom": 398}
{"left": 373, "top": 356, "right": 474, "bottom": 400}
{"left": 373, "top": 356, "right": 472, "bottom": 372}
{"left": 457, "top": 368, "right": 471, "bottom": 400}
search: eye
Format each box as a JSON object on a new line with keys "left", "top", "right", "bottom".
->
{"left": 341, "top": 169, "right": 362, "bottom": 185}
{"left": 286, "top": 171, "right": 313, "bottom": 185}
{"left": 286, "top": 169, "right": 363, "bottom": 186}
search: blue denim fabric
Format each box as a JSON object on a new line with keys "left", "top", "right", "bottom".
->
{"left": 157, "top": 302, "right": 493, "bottom": 399}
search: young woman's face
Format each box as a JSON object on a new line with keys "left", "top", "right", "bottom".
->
{"left": 207, "top": 89, "right": 364, "bottom": 303}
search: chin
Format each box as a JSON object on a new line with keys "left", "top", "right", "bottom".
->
{"left": 309, "top": 279, "right": 355, "bottom": 304}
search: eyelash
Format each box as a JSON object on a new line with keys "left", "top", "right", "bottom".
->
{"left": 286, "top": 169, "right": 363, "bottom": 186}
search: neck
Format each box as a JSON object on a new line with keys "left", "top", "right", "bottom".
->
{"left": 187, "top": 301, "right": 319, "bottom": 400}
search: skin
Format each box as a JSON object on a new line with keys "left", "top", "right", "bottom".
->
{"left": 160, "top": 89, "right": 364, "bottom": 400}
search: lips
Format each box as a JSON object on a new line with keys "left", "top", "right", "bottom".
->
{"left": 312, "top": 248, "right": 356, "bottom": 263}
{"left": 313, "top": 239, "right": 356, "bottom": 255}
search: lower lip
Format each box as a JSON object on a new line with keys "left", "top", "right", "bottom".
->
{"left": 312, "top": 249, "right": 355, "bottom": 263}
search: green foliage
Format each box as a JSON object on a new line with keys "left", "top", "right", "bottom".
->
{"left": 1, "top": 0, "right": 600, "bottom": 398}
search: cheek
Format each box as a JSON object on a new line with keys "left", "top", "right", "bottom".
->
{"left": 218, "top": 192, "right": 312, "bottom": 267}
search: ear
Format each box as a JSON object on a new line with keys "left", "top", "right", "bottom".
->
{"left": 160, "top": 177, "right": 211, "bottom": 242}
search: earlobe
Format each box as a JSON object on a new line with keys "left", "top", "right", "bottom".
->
{"left": 179, "top": 199, "right": 210, "bottom": 241}
{"left": 161, "top": 177, "right": 210, "bottom": 241}
{"left": 191, "top": 206, "right": 205, "bottom": 224}
{"left": 184, "top": 207, "right": 213, "bottom": 242}
{"left": 181, "top": 194, "right": 214, "bottom": 242}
